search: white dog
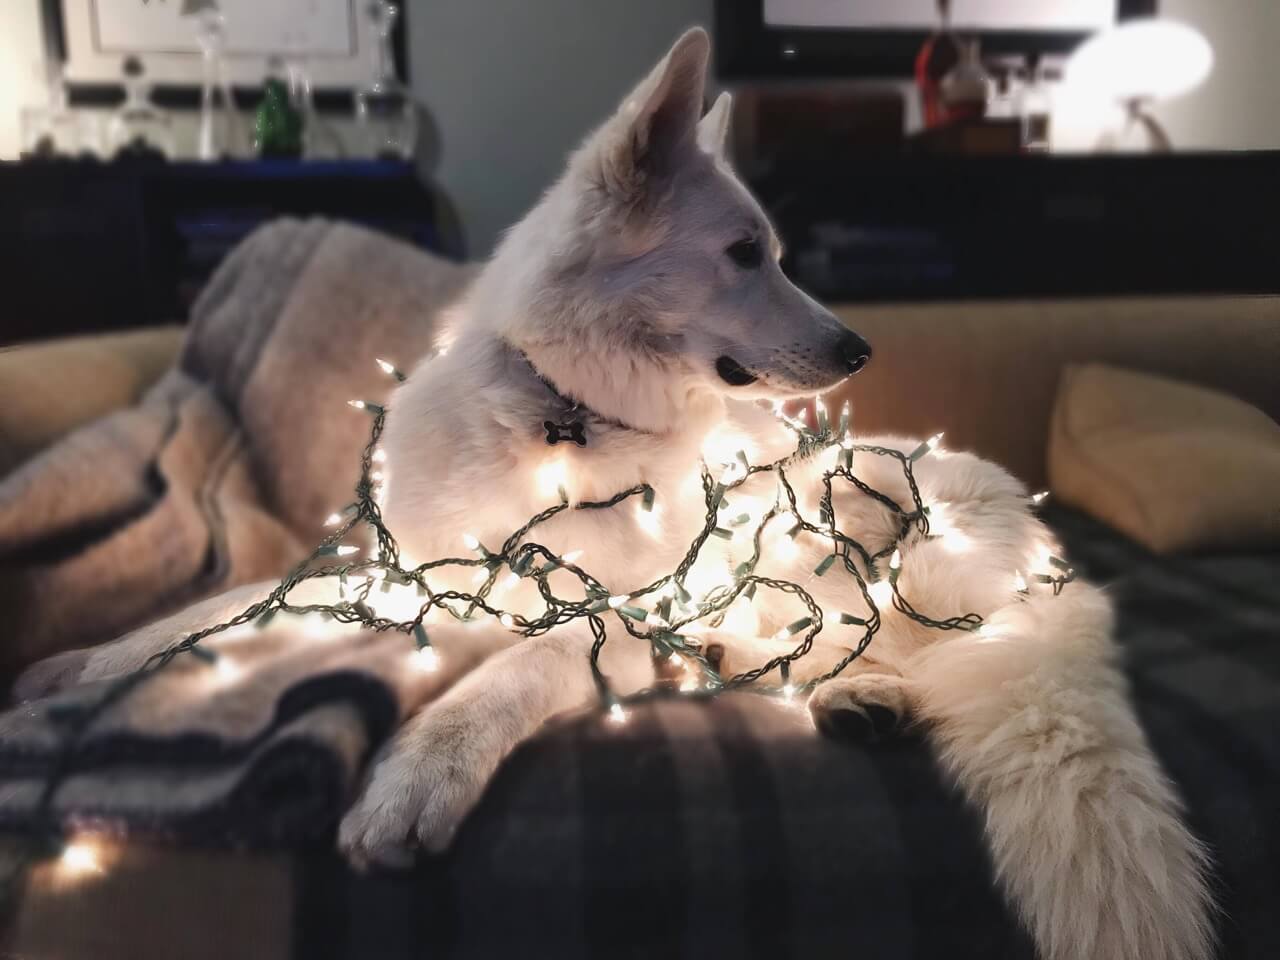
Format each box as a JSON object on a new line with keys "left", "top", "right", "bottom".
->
{"left": 32, "top": 28, "right": 1212, "bottom": 960}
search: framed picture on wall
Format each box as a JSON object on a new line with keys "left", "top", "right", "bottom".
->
{"left": 61, "top": 0, "right": 381, "bottom": 88}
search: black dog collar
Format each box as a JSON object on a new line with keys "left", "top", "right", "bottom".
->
{"left": 514, "top": 348, "right": 648, "bottom": 447}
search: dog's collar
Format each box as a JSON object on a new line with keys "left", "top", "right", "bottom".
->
{"left": 513, "top": 347, "right": 649, "bottom": 446}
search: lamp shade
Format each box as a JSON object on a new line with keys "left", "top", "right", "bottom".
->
{"left": 1064, "top": 19, "right": 1213, "bottom": 103}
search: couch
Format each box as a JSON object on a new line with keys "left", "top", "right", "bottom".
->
{"left": 1, "top": 241, "right": 1277, "bottom": 959}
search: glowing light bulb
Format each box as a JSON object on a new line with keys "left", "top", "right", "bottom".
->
{"left": 635, "top": 502, "right": 663, "bottom": 539}
{"left": 777, "top": 536, "right": 800, "bottom": 562}
{"left": 462, "top": 533, "right": 481, "bottom": 551}
{"left": 437, "top": 346, "right": 449, "bottom": 357}
{"left": 336, "top": 545, "right": 359, "bottom": 557}
{"left": 868, "top": 579, "right": 894, "bottom": 606}
{"left": 680, "top": 675, "right": 700, "bottom": 692}
{"left": 909, "top": 432, "right": 946, "bottom": 462}
{"left": 500, "top": 613, "right": 515, "bottom": 628}
{"left": 301, "top": 613, "right": 332, "bottom": 638}
{"left": 372, "top": 448, "right": 387, "bottom": 464}
{"left": 59, "top": 841, "right": 102, "bottom": 877}
{"left": 562, "top": 550, "right": 584, "bottom": 564}
{"left": 472, "top": 567, "right": 490, "bottom": 585}
{"left": 347, "top": 400, "right": 367, "bottom": 410}
{"left": 370, "top": 470, "right": 384, "bottom": 482}
{"left": 782, "top": 683, "right": 796, "bottom": 701}
{"left": 1014, "top": 570, "right": 1029, "bottom": 593}
{"left": 608, "top": 595, "right": 628, "bottom": 609}
{"left": 415, "top": 646, "right": 441, "bottom": 672}
{"left": 325, "top": 512, "right": 344, "bottom": 527}
{"left": 503, "top": 572, "right": 521, "bottom": 590}
{"left": 669, "top": 653, "right": 684, "bottom": 668}
{"left": 978, "top": 624, "right": 1004, "bottom": 640}
{"left": 536, "top": 457, "right": 570, "bottom": 502}
{"left": 1031, "top": 491, "right": 1050, "bottom": 506}
{"left": 215, "top": 656, "right": 242, "bottom": 682}
{"left": 608, "top": 702, "right": 628, "bottom": 725}
{"left": 889, "top": 549, "right": 902, "bottom": 571}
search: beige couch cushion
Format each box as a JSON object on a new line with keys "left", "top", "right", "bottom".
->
{"left": 0, "top": 327, "right": 183, "bottom": 478}
{"left": 1048, "top": 363, "right": 1280, "bottom": 553}
{"left": 828, "top": 296, "right": 1280, "bottom": 487}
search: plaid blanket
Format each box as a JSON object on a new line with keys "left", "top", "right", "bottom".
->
{"left": 4, "top": 506, "right": 1278, "bottom": 959}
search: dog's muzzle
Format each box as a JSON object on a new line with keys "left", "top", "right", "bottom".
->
{"left": 715, "top": 355, "right": 758, "bottom": 386}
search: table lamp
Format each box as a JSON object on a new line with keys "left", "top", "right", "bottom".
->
{"left": 1062, "top": 19, "right": 1213, "bottom": 152}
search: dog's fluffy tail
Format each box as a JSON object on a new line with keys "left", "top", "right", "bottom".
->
{"left": 910, "top": 586, "right": 1215, "bottom": 960}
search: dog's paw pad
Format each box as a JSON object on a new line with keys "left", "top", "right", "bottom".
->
{"left": 813, "top": 701, "right": 873, "bottom": 741}
{"left": 808, "top": 676, "right": 908, "bottom": 744}
{"left": 812, "top": 702, "right": 901, "bottom": 743}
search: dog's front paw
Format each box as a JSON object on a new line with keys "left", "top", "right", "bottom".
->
{"left": 809, "top": 673, "right": 911, "bottom": 743}
{"left": 338, "top": 701, "right": 497, "bottom": 867}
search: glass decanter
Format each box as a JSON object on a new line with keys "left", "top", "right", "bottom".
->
{"left": 353, "top": 1, "right": 417, "bottom": 160}
{"left": 106, "top": 57, "right": 176, "bottom": 159}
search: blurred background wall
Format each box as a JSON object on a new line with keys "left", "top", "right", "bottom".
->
{"left": 405, "top": 0, "right": 714, "bottom": 256}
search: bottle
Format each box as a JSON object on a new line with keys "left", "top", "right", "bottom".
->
{"left": 1019, "top": 56, "right": 1053, "bottom": 152}
{"left": 254, "top": 57, "right": 304, "bottom": 158}
{"left": 353, "top": 1, "right": 417, "bottom": 160}
{"left": 941, "top": 39, "right": 990, "bottom": 122}
{"left": 915, "top": 0, "right": 962, "bottom": 128}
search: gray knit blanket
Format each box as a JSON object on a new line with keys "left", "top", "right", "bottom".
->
{"left": 0, "top": 219, "right": 472, "bottom": 843}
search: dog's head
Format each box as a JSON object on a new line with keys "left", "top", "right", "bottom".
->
{"left": 484, "top": 28, "right": 870, "bottom": 427}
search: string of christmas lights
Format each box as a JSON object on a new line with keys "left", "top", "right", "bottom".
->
{"left": 25, "top": 353, "right": 1076, "bottom": 868}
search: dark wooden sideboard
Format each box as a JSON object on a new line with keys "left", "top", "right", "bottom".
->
{"left": 0, "top": 159, "right": 451, "bottom": 347}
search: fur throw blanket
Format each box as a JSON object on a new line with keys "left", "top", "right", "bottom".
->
{"left": 0, "top": 219, "right": 471, "bottom": 675}
{"left": 0, "top": 220, "right": 470, "bottom": 842}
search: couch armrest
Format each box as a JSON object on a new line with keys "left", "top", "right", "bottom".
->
{"left": 0, "top": 326, "right": 184, "bottom": 478}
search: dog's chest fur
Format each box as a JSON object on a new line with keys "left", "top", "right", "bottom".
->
{"left": 378, "top": 341, "right": 1039, "bottom": 668}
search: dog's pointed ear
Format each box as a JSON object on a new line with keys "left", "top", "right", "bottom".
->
{"left": 595, "top": 27, "right": 710, "bottom": 199}
{"left": 697, "top": 91, "right": 733, "bottom": 157}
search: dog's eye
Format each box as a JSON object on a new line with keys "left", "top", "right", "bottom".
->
{"left": 726, "top": 238, "right": 763, "bottom": 269}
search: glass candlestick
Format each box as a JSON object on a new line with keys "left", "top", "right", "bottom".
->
{"left": 195, "top": 8, "right": 243, "bottom": 160}
{"left": 353, "top": 1, "right": 417, "bottom": 160}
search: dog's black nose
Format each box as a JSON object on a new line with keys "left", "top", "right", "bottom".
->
{"left": 837, "top": 331, "right": 872, "bottom": 375}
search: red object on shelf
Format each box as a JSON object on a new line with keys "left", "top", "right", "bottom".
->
{"left": 915, "top": 0, "right": 965, "bottom": 129}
